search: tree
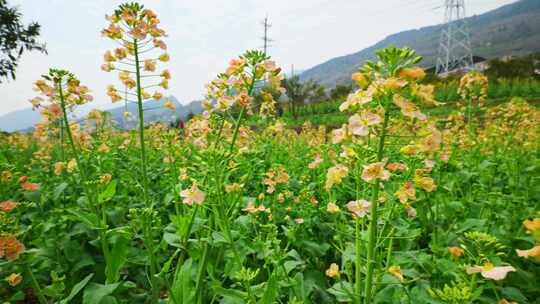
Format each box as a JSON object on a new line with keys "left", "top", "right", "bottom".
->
{"left": 329, "top": 84, "right": 352, "bottom": 100}
{"left": 0, "top": 0, "right": 46, "bottom": 81}
{"left": 282, "top": 76, "right": 326, "bottom": 118}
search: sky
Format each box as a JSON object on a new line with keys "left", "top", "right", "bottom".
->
{"left": 0, "top": 0, "right": 516, "bottom": 115}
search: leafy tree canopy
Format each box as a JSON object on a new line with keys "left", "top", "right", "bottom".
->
{"left": 0, "top": 0, "right": 46, "bottom": 82}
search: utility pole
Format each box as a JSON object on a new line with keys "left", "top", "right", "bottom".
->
{"left": 435, "top": 0, "right": 474, "bottom": 75}
{"left": 261, "top": 15, "right": 273, "bottom": 55}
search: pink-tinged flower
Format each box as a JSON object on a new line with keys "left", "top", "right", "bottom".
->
{"left": 516, "top": 245, "right": 540, "bottom": 262}
{"left": 21, "top": 182, "right": 40, "bottom": 192}
{"left": 339, "top": 90, "right": 373, "bottom": 112}
{"left": 153, "top": 39, "right": 167, "bottom": 50}
{"left": 242, "top": 201, "right": 268, "bottom": 214}
{"left": 348, "top": 111, "right": 382, "bottom": 136}
{"left": 393, "top": 95, "right": 426, "bottom": 120}
{"left": 395, "top": 181, "right": 415, "bottom": 204}
{"left": 326, "top": 202, "right": 340, "bottom": 214}
{"left": 180, "top": 184, "right": 205, "bottom": 206}
{"left": 0, "top": 201, "right": 18, "bottom": 213}
{"left": 308, "top": 155, "right": 323, "bottom": 169}
{"left": 405, "top": 206, "right": 417, "bottom": 218}
{"left": 331, "top": 125, "right": 348, "bottom": 144}
{"left": 5, "top": 273, "right": 22, "bottom": 286}
{"left": 466, "top": 263, "right": 515, "bottom": 281}
{"left": 499, "top": 299, "right": 517, "bottom": 304}
{"left": 0, "top": 236, "right": 25, "bottom": 261}
{"left": 325, "top": 164, "right": 349, "bottom": 190}
{"left": 346, "top": 200, "right": 371, "bottom": 218}
{"left": 264, "top": 60, "right": 277, "bottom": 72}
{"left": 361, "top": 162, "right": 390, "bottom": 183}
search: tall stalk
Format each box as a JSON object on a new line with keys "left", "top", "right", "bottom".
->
{"left": 132, "top": 39, "right": 159, "bottom": 301}
{"left": 363, "top": 109, "right": 390, "bottom": 304}
{"left": 56, "top": 80, "right": 113, "bottom": 284}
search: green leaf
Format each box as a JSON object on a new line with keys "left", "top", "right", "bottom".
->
{"left": 105, "top": 235, "right": 129, "bottom": 283}
{"left": 60, "top": 273, "right": 94, "bottom": 304}
{"left": 67, "top": 210, "right": 102, "bottom": 230}
{"left": 82, "top": 282, "right": 120, "bottom": 304}
{"left": 53, "top": 182, "right": 69, "bottom": 200}
{"left": 98, "top": 180, "right": 117, "bottom": 204}
{"left": 259, "top": 271, "right": 279, "bottom": 304}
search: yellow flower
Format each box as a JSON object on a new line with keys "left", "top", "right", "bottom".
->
{"left": 326, "top": 202, "right": 340, "bottom": 214}
{"left": 153, "top": 91, "right": 163, "bottom": 100}
{"left": 158, "top": 53, "right": 170, "bottom": 62}
{"left": 144, "top": 60, "right": 156, "bottom": 72}
{"left": 98, "top": 143, "right": 110, "bottom": 153}
{"left": 225, "top": 183, "right": 242, "bottom": 193}
{"left": 516, "top": 245, "right": 540, "bottom": 263}
{"left": 393, "top": 95, "right": 426, "bottom": 121}
{"left": 351, "top": 72, "right": 369, "bottom": 88}
{"left": 100, "top": 174, "right": 112, "bottom": 184}
{"left": 398, "top": 67, "right": 425, "bottom": 80}
{"left": 448, "top": 246, "right": 464, "bottom": 258}
{"left": 160, "top": 79, "right": 169, "bottom": 89}
{"left": 388, "top": 265, "right": 404, "bottom": 282}
{"left": 361, "top": 162, "right": 390, "bottom": 183}
{"left": 114, "top": 47, "right": 127, "bottom": 60}
{"left": 325, "top": 164, "right": 349, "bottom": 190}
{"left": 5, "top": 273, "right": 22, "bottom": 287}
{"left": 523, "top": 218, "right": 540, "bottom": 233}
{"left": 308, "top": 155, "right": 323, "bottom": 170}
{"left": 1, "top": 170, "right": 12, "bottom": 182}
{"left": 101, "top": 63, "right": 114, "bottom": 72}
{"left": 103, "top": 50, "right": 116, "bottom": 62}
{"left": 180, "top": 184, "right": 205, "bottom": 206}
{"left": 325, "top": 263, "right": 340, "bottom": 278}
{"left": 160, "top": 69, "right": 171, "bottom": 80}
{"left": 54, "top": 162, "right": 65, "bottom": 176}
{"left": 164, "top": 100, "right": 175, "bottom": 110}
{"left": 413, "top": 171, "right": 437, "bottom": 192}
{"left": 67, "top": 158, "right": 78, "bottom": 173}
{"left": 383, "top": 78, "right": 408, "bottom": 91}
{"left": 395, "top": 181, "right": 415, "bottom": 204}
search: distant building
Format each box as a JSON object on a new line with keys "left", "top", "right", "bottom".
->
{"left": 427, "top": 55, "right": 488, "bottom": 77}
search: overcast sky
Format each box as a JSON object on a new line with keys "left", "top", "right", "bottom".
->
{"left": 0, "top": 0, "right": 516, "bottom": 115}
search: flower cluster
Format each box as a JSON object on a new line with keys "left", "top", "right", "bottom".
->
{"left": 458, "top": 71, "right": 488, "bottom": 102}
{"left": 102, "top": 3, "right": 172, "bottom": 110}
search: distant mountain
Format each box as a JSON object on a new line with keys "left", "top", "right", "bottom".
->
{"left": 0, "top": 97, "right": 203, "bottom": 132}
{"left": 300, "top": 0, "right": 540, "bottom": 86}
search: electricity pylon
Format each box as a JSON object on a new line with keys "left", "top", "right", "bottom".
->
{"left": 435, "top": 0, "right": 474, "bottom": 74}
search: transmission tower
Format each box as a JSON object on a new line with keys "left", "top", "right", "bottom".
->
{"left": 435, "top": 0, "right": 474, "bottom": 75}
{"left": 261, "top": 16, "right": 273, "bottom": 55}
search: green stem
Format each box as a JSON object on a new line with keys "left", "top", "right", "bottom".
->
{"left": 133, "top": 38, "right": 159, "bottom": 301}
{"left": 24, "top": 263, "right": 47, "bottom": 304}
{"left": 58, "top": 82, "right": 111, "bottom": 273}
{"left": 133, "top": 39, "right": 150, "bottom": 205}
{"left": 363, "top": 109, "right": 390, "bottom": 304}
{"left": 355, "top": 218, "right": 362, "bottom": 304}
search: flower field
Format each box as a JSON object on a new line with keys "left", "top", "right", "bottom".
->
{"left": 1, "top": 3, "right": 540, "bottom": 304}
